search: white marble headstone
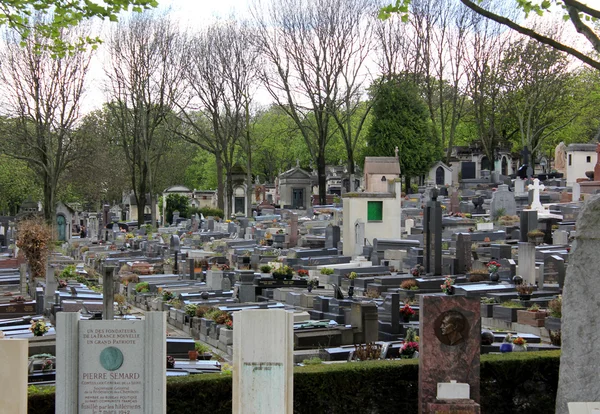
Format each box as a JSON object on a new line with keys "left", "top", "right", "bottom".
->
{"left": 233, "top": 309, "right": 293, "bottom": 414}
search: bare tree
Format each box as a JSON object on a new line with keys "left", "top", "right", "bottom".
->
{"left": 499, "top": 33, "right": 575, "bottom": 161}
{"left": 462, "top": 8, "right": 511, "bottom": 165}
{"left": 253, "top": 0, "right": 378, "bottom": 204}
{"left": 376, "top": 0, "right": 471, "bottom": 164}
{"left": 0, "top": 18, "right": 92, "bottom": 222}
{"left": 175, "top": 20, "right": 258, "bottom": 217}
{"left": 104, "top": 13, "right": 185, "bottom": 226}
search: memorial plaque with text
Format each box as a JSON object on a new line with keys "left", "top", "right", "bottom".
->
{"left": 79, "top": 320, "right": 145, "bottom": 413}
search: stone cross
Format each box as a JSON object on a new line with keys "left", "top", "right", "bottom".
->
{"left": 528, "top": 178, "right": 545, "bottom": 211}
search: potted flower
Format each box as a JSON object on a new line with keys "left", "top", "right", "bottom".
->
{"left": 307, "top": 278, "right": 319, "bottom": 292}
{"left": 400, "top": 341, "right": 419, "bottom": 359}
{"left": 195, "top": 342, "right": 213, "bottom": 360}
{"left": 440, "top": 276, "right": 454, "bottom": 295}
{"left": 260, "top": 265, "right": 272, "bottom": 276}
{"left": 272, "top": 265, "right": 293, "bottom": 280}
{"left": 30, "top": 320, "right": 49, "bottom": 337}
{"left": 486, "top": 260, "right": 501, "bottom": 282}
{"left": 399, "top": 303, "right": 415, "bottom": 323}
{"left": 297, "top": 269, "right": 309, "bottom": 278}
{"left": 41, "top": 359, "right": 53, "bottom": 372}
{"left": 512, "top": 336, "right": 527, "bottom": 352}
{"left": 166, "top": 355, "right": 175, "bottom": 369}
{"left": 499, "top": 334, "right": 513, "bottom": 353}
{"left": 320, "top": 268, "right": 334, "bottom": 275}
{"left": 400, "top": 328, "right": 419, "bottom": 358}
{"left": 516, "top": 284, "right": 534, "bottom": 301}
{"left": 400, "top": 279, "right": 419, "bottom": 291}
{"left": 527, "top": 229, "right": 545, "bottom": 244}
{"left": 162, "top": 290, "right": 174, "bottom": 302}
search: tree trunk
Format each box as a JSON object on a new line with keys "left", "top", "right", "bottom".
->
{"left": 405, "top": 175, "right": 411, "bottom": 195}
{"left": 43, "top": 176, "right": 55, "bottom": 224}
{"left": 317, "top": 150, "right": 327, "bottom": 205}
{"left": 215, "top": 152, "right": 225, "bottom": 213}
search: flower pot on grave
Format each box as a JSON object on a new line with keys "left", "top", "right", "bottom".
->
{"left": 489, "top": 271, "right": 500, "bottom": 282}
{"left": 499, "top": 343, "right": 513, "bottom": 353}
{"left": 445, "top": 286, "right": 455, "bottom": 296}
{"left": 188, "top": 350, "right": 198, "bottom": 361}
{"left": 402, "top": 315, "right": 411, "bottom": 323}
{"left": 512, "top": 344, "right": 527, "bottom": 352}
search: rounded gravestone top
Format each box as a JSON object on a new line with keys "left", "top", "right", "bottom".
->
{"left": 99, "top": 346, "right": 124, "bottom": 371}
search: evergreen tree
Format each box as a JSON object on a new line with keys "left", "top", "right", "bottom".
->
{"left": 365, "top": 75, "right": 440, "bottom": 192}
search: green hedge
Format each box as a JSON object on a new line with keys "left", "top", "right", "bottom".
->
{"left": 28, "top": 351, "right": 560, "bottom": 414}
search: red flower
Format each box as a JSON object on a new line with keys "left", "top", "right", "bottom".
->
{"left": 400, "top": 304, "right": 415, "bottom": 317}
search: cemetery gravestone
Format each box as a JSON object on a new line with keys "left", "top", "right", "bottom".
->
{"left": 456, "top": 233, "right": 472, "bottom": 275}
{"left": 233, "top": 309, "right": 293, "bottom": 414}
{"left": 450, "top": 191, "right": 460, "bottom": 214}
{"left": 518, "top": 242, "right": 536, "bottom": 285}
{"left": 556, "top": 195, "right": 600, "bottom": 414}
{"left": 424, "top": 189, "right": 442, "bottom": 275}
{"left": 0, "top": 338, "right": 28, "bottom": 413}
{"left": 490, "top": 184, "right": 517, "bottom": 217}
{"left": 542, "top": 255, "right": 565, "bottom": 287}
{"left": 419, "top": 295, "right": 480, "bottom": 414}
{"left": 461, "top": 162, "right": 476, "bottom": 180}
{"left": 56, "top": 312, "right": 166, "bottom": 414}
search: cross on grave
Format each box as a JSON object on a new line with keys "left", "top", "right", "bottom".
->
{"left": 528, "top": 178, "right": 545, "bottom": 211}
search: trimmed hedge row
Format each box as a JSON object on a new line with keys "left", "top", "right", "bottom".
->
{"left": 28, "top": 351, "right": 560, "bottom": 414}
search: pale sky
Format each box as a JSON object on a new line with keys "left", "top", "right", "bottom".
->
{"left": 83, "top": 0, "right": 256, "bottom": 114}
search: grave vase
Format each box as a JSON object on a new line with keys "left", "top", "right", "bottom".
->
{"left": 512, "top": 344, "right": 527, "bottom": 352}
{"left": 489, "top": 271, "right": 499, "bottom": 282}
{"left": 499, "top": 343, "right": 513, "bottom": 353}
{"left": 402, "top": 315, "right": 411, "bottom": 323}
{"left": 444, "top": 286, "right": 455, "bottom": 295}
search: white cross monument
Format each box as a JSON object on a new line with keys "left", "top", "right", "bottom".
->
{"left": 528, "top": 178, "right": 545, "bottom": 211}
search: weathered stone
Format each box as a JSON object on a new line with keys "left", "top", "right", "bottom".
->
{"left": 556, "top": 195, "right": 600, "bottom": 414}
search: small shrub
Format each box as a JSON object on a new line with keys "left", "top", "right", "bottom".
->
{"left": 195, "top": 342, "right": 211, "bottom": 353}
{"left": 400, "top": 279, "right": 418, "bottom": 290}
{"left": 353, "top": 342, "right": 382, "bottom": 361}
{"left": 501, "top": 301, "right": 524, "bottom": 308}
{"left": 195, "top": 306, "right": 213, "bottom": 318}
{"left": 16, "top": 218, "right": 52, "bottom": 279}
{"left": 365, "top": 288, "right": 380, "bottom": 299}
{"left": 302, "top": 357, "right": 323, "bottom": 365}
{"left": 114, "top": 294, "right": 126, "bottom": 307}
{"left": 135, "top": 282, "right": 150, "bottom": 293}
{"left": 162, "top": 290, "right": 174, "bottom": 301}
{"left": 320, "top": 268, "right": 334, "bottom": 275}
{"left": 260, "top": 265, "right": 272, "bottom": 273}
{"left": 468, "top": 273, "right": 487, "bottom": 283}
{"left": 185, "top": 304, "right": 198, "bottom": 317}
{"left": 548, "top": 296, "right": 562, "bottom": 318}
{"left": 481, "top": 297, "right": 496, "bottom": 304}
{"left": 273, "top": 265, "right": 294, "bottom": 280}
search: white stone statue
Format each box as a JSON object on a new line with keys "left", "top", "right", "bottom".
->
{"left": 554, "top": 142, "right": 567, "bottom": 173}
{"left": 528, "top": 178, "right": 545, "bottom": 211}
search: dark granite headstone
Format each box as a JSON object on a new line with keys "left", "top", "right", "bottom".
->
{"left": 456, "top": 233, "right": 472, "bottom": 274}
{"left": 461, "top": 162, "right": 476, "bottom": 180}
